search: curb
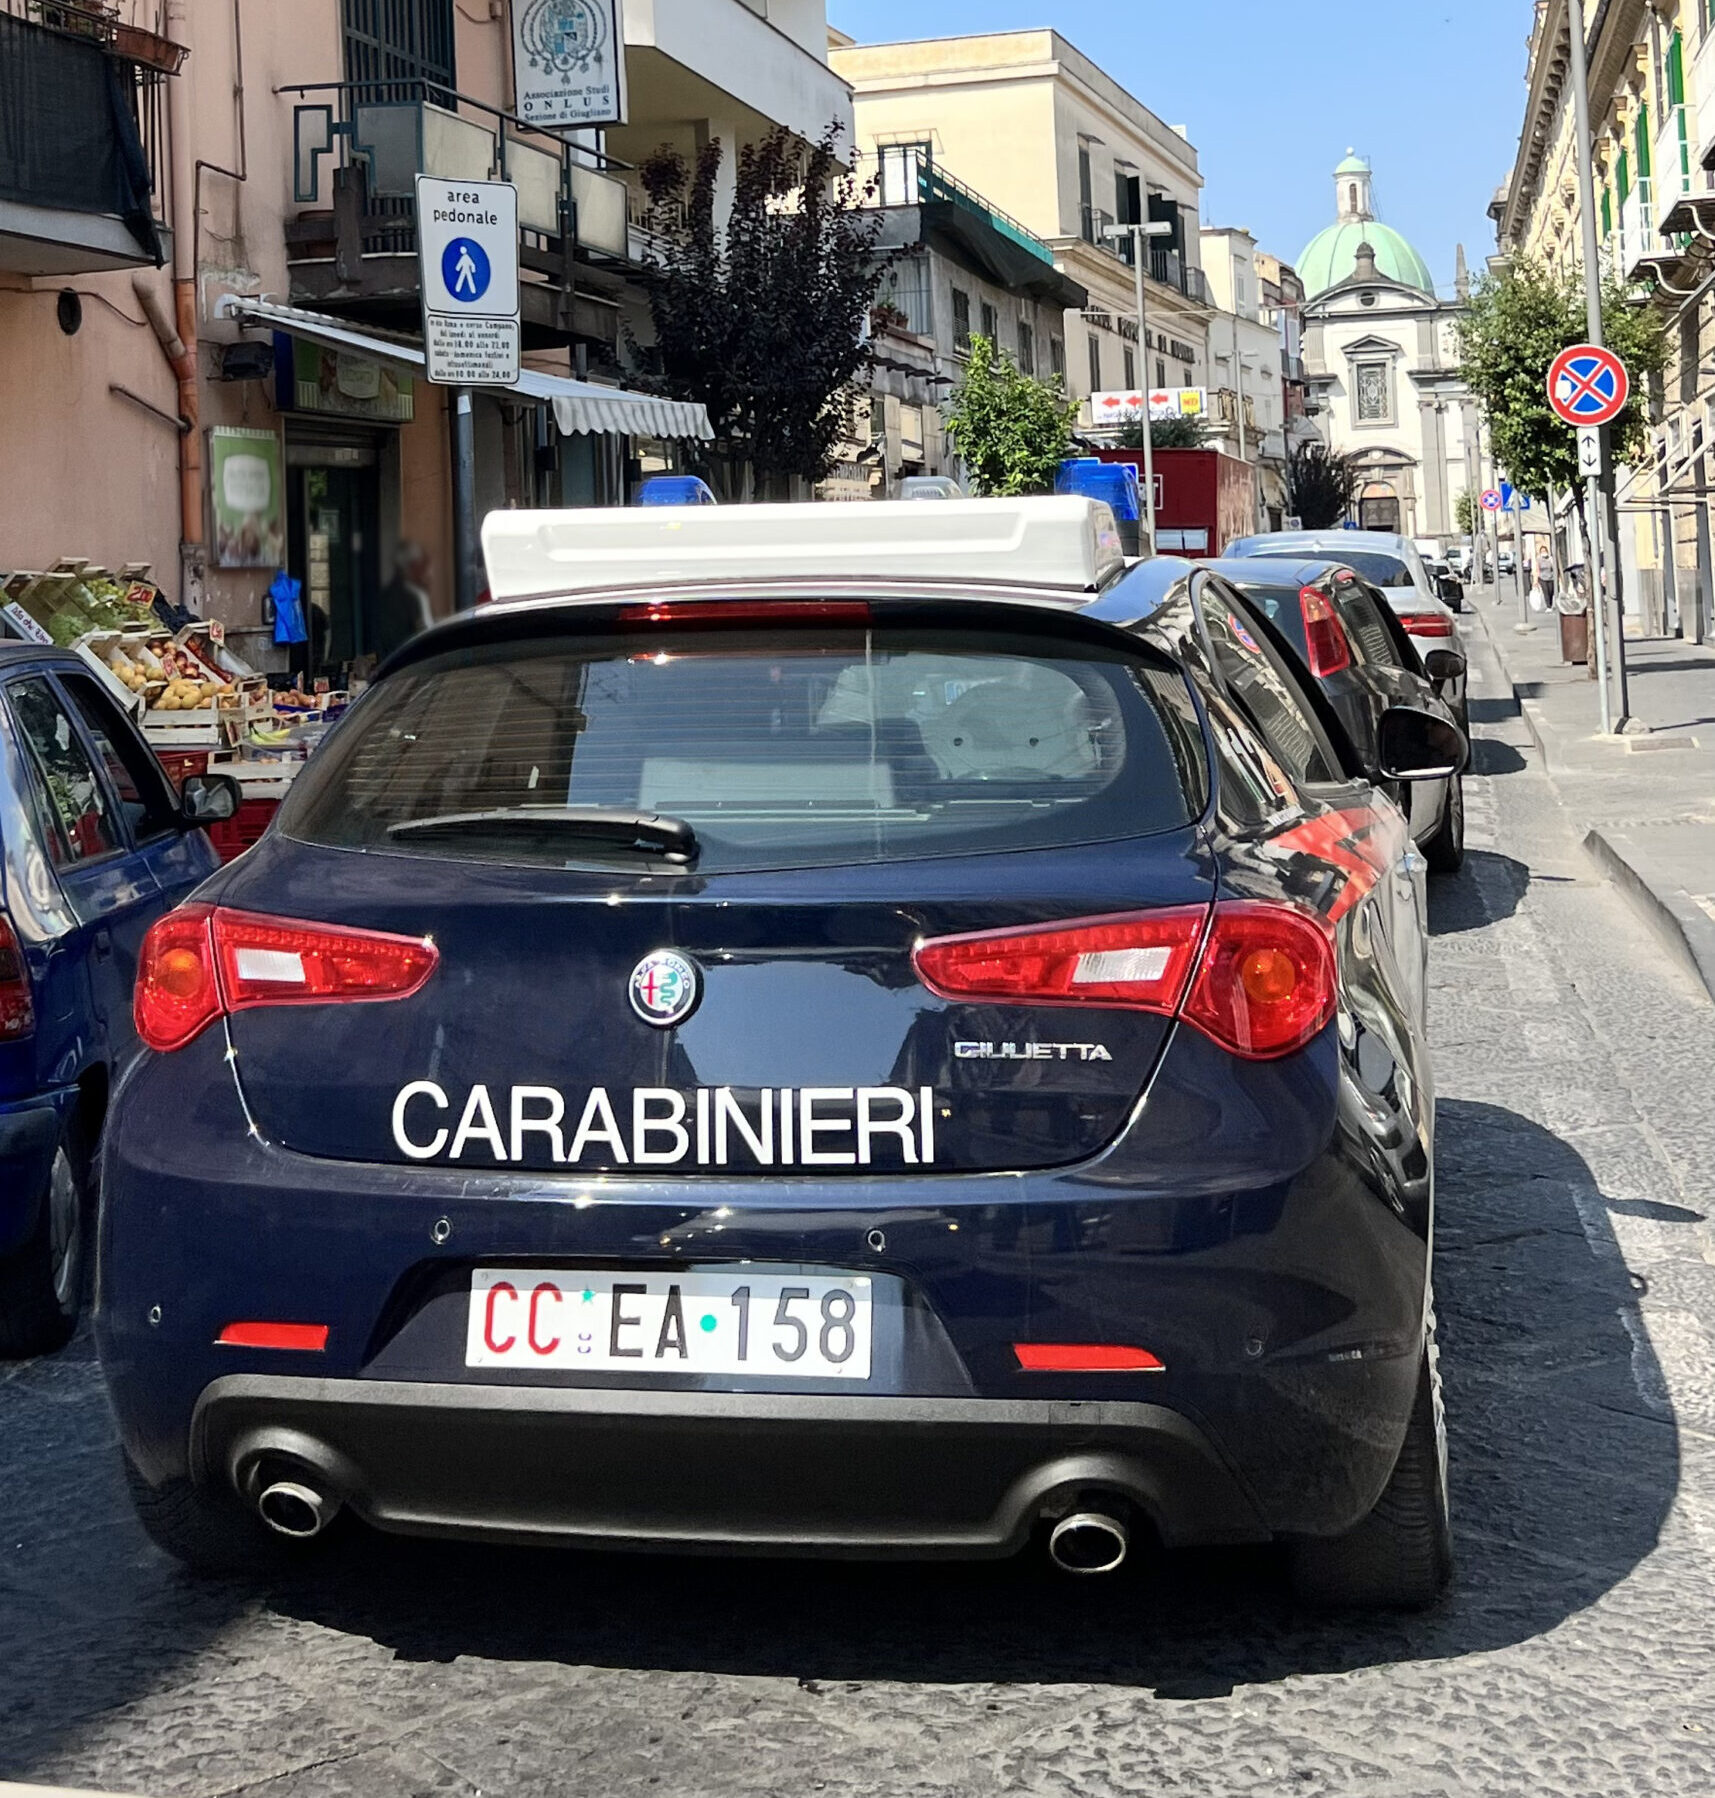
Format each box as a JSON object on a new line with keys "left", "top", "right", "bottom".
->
{"left": 1582, "top": 829, "right": 1715, "bottom": 1004}
{"left": 0, "top": 1786, "right": 148, "bottom": 1798}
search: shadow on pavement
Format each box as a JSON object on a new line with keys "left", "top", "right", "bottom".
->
{"left": 1429, "top": 849, "right": 1529, "bottom": 936}
{"left": 1467, "top": 697, "right": 1522, "bottom": 726}
{"left": 1471, "top": 738, "right": 1528, "bottom": 776}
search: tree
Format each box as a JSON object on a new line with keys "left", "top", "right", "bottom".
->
{"left": 1286, "top": 441, "right": 1358, "bottom": 529}
{"left": 1117, "top": 413, "right": 1208, "bottom": 450}
{"left": 1456, "top": 257, "right": 1666, "bottom": 510}
{"left": 1454, "top": 489, "right": 1477, "bottom": 535}
{"left": 634, "top": 125, "right": 891, "bottom": 499}
{"left": 945, "top": 335, "right": 1079, "bottom": 496}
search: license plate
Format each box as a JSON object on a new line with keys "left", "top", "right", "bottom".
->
{"left": 466, "top": 1268, "right": 874, "bottom": 1380}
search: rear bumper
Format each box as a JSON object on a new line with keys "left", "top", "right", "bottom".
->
{"left": 0, "top": 1091, "right": 70, "bottom": 1257}
{"left": 194, "top": 1375, "right": 1267, "bottom": 1556}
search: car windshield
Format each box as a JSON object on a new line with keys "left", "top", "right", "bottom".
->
{"left": 282, "top": 621, "right": 1207, "bottom": 873}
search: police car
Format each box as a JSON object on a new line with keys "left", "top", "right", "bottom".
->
{"left": 101, "top": 498, "right": 1459, "bottom": 1606}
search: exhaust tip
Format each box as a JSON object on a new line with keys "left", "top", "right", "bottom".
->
{"left": 1048, "top": 1511, "right": 1129, "bottom": 1576}
{"left": 256, "top": 1479, "right": 334, "bottom": 1540}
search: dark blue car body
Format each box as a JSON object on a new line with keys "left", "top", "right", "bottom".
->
{"left": 98, "top": 553, "right": 1454, "bottom": 1603}
{"left": 0, "top": 644, "right": 218, "bottom": 1353}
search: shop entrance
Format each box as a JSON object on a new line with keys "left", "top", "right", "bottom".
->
{"left": 286, "top": 435, "right": 381, "bottom": 676}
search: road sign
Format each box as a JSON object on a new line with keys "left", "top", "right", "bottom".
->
{"left": 416, "top": 176, "right": 520, "bottom": 388}
{"left": 1577, "top": 426, "right": 1605, "bottom": 479}
{"left": 1499, "top": 483, "right": 1533, "bottom": 513}
{"left": 1547, "top": 344, "right": 1629, "bottom": 428}
{"left": 1480, "top": 488, "right": 1503, "bottom": 512}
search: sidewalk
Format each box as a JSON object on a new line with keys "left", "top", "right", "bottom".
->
{"left": 1469, "top": 584, "right": 1715, "bottom": 1000}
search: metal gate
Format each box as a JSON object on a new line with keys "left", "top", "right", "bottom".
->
{"left": 342, "top": 0, "right": 455, "bottom": 102}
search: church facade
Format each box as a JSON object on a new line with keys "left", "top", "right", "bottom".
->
{"left": 1299, "top": 156, "right": 1483, "bottom": 543}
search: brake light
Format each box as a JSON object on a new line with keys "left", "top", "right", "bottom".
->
{"left": 0, "top": 913, "right": 34, "bottom": 1042}
{"left": 912, "top": 907, "right": 1209, "bottom": 1014}
{"left": 1298, "top": 585, "right": 1352, "bottom": 677}
{"left": 135, "top": 905, "right": 439, "bottom": 1052}
{"left": 617, "top": 600, "right": 871, "bottom": 627}
{"left": 1396, "top": 612, "right": 1454, "bottom": 639}
{"left": 912, "top": 900, "right": 1336, "bottom": 1061}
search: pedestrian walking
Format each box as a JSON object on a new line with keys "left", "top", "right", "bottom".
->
{"left": 1530, "top": 544, "right": 1557, "bottom": 613}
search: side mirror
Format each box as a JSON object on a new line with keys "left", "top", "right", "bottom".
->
{"left": 180, "top": 772, "right": 242, "bottom": 827}
{"left": 1423, "top": 647, "right": 1467, "bottom": 683}
{"left": 1377, "top": 706, "right": 1468, "bottom": 782}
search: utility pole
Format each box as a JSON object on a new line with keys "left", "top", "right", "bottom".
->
{"left": 1565, "top": 0, "right": 1629, "bottom": 731}
{"left": 1107, "top": 219, "right": 1174, "bottom": 547}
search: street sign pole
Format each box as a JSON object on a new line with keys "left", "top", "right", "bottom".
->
{"left": 1565, "top": 0, "right": 1622, "bottom": 732}
{"left": 450, "top": 391, "right": 478, "bottom": 613}
{"left": 1107, "top": 219, "right": 1173, "bottom": 547}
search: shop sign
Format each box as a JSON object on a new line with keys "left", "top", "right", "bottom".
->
{"left": 1091, "top": 388, "right": 1208, "bottom": 425}
{"left": 511, "top": 0, "right": 629, "bottom": 129}
{"left": 210, "top": 426, "right": 286, "bottom": 569}
{"left": 1, "top": 601, "right": 52, "bottom": 644}
{"left": 276, "top": 336, "right": 414, "bottom": 423}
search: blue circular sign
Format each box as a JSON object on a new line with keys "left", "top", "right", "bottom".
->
{"left": 442, "top": 237, "right": 492, "bottom": 304}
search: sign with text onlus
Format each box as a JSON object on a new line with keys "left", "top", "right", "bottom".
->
{"left": 511, "top": 0, "right": 628, "bottom": 130}
{"left": 416, "top": 176, "right": 521, "bottom": 388}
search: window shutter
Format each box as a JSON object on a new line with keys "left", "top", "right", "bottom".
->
{"left": 1636, "top": 105, "right": 1651, "bottom": 181}
{"left": 1668, "top": 31, "right": 1686, "bottom": 107}
{"left": 1617, "top": 147, "right": 1630, "bottom": 204}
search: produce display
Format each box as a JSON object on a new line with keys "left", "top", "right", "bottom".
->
{"left": 2, "top": 564, "right": 160, "bottom": 646}
{"left": 102, "top": 639, "right": 237, "bottom": 712}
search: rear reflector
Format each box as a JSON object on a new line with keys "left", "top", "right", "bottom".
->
{"left": 1396, "top": 612, "right": 1454, "bottom": 639}
{"left": 1015, "top": 1343, "right": 1165, "bottom": 1373}
{"left": 216, "top": 1322, "right": 329, "bottom": 1351}
{"left": 0, "top": 912, "right": 34, "bottom": 1042}
{"left": 618, "top": 600, "right": 872, "bottom": 627}
{"left": 135, "top": 904, "right": 439, "bottom": 1053}
{"left": 1298, "top": 584, "right": 1353, "bottom": 678}
{"left": 914, "top": 900, "right": 1337, "bottom": 1060}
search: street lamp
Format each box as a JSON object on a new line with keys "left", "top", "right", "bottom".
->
{"left": 1106, "top": 219, "right": 1175, "bottom": 547}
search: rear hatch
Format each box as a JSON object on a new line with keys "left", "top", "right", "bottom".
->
{"left": 216, "top": 602, "right": 1214, "bottom": 1176}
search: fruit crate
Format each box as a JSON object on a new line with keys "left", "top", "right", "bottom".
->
{"left": 154, "top": 749, "right": 210, "bottom": 791}
{"left": 205, "top": 798, "right": 279, "bottom": 864}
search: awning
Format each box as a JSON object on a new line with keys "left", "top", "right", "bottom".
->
{"left": 215, "top": 296, "right": 713, "bottom": 441}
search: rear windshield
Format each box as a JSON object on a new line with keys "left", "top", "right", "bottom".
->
{"left": 1235, "top": 546, "right": 1417, "bottom": 590}
{"left": 282, "top": 623, "right": 1205, "bottom": 874}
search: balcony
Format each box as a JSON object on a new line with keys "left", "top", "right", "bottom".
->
{"left": 1076, "top": 205, "right": 1210, "bottom": 304}
{"left": 285, "top": 81, "right": 631, "bottom": 350}
{"left": 1610, "top": 178, "right": 1656, "bottom": 281}
{"left": 0, "top": 0, "right": 180, "bottom": 275}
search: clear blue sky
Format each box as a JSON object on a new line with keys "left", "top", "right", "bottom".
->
{"left": 827, "top": 0, "right": 1528, "bottom": 296}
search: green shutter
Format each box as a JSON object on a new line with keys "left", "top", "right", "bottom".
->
{"left": 1668, "top": 31, "right": 1686, "bottom": 107}
{"left": 1618, "top": 147, "right": 1631, "bottom": 203}
{"left": 1602, "top": 186, "right": 1613, "bottom": 236}
{"left": 1636, "top": 104, "right": 1651, "bottom": 180}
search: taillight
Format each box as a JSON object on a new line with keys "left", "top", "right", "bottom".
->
{"left": 135, "top": 905, "right": 439, "bottom": 1053}
{"left": 0, "top": 912, "right": 35, "bottom": 1042}
{"left": 1298, "top": 585, "right": 1352, "bottom": 677}
{"left": 1396, "top": 612, "right": 1454, "bottom": 639}
{"left": 912, "top": 900, "right": 1337, "bottom": 1061}
{"left": 617, "top": 600, "right": 871, "bottom": 627}
{"left": 912, "top": 907, "right": 1209, "bottom": 1014}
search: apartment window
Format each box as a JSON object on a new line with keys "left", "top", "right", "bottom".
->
{"left": 343, "top": 0, "right": 455, "bottom": 100}
{"left": 1157, "top": 358, "right": 1167, "bottom": 388}
{"left": 1123, "top": 347, "right": 1136, "bottom": 390}
{"left": 1182, "top": 365, "right": 1195, "bottom": 387}
{"left": 1088, "top": 334, "right": 1103, "bottom": 393}
{"left": 951, "top": 287, "right": 972, "bottom": 353}
{"left": 980, "top": 300, "right": 998, "bottom": 345}
{"left": 1050, "top": 336, "right": 1066, "bottom": 381}
{"left": 1356, "top": 361, "right": 1392, "bottom": 422}
{"left": 878, "top": 142, "right": 932, "bottom": 208}
{"left": 1018, "top": 319, "right": 1036, "bottom": 376}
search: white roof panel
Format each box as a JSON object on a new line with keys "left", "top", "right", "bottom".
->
{"left": 481, "top": 498, "right": 1125, "bottom": 602}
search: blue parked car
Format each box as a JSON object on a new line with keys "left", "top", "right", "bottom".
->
{"left": 0, "top": 644, "right": 237, "bottom": 1355}
{"left": 100, "top": 500, "right": 1462, "bottom": 1608}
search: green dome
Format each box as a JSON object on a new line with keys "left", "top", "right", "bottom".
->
{"left": 1299, "top": 221, "right": 1435, "bottom": 297}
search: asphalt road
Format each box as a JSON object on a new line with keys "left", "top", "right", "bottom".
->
{"left": 3, "top": 665, "right": 1714, "bottom": 1797}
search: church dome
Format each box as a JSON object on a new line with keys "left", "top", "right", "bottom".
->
{"left": 1300, "top": 153, "right": 1436, "bottom": 297}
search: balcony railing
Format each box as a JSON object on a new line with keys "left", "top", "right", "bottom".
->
{"left": 0, "top": 0, "right": 177, "bottom": 271}
{"left": 287, "top": 78, "right": 631, "bottom": 268}
{"left": 858, "top": 149, "right": 1057, "bottom": 269}
{"left": 1610, "top": 177, "right": 1656, "bottom": 279}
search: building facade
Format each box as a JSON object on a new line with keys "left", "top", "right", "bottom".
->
{"left": 1493, "top": 0, "right": 1713, "bottom": 640}
{"left": 829, "top": 30, "right": 1212, "bottom": 429}
{"left": 1299, "top": 156, "right": 1480, "bottom": 543}
{"left": 0, "top": 0, "right": 843, "bottom": 665}
{"left": 1200, "top": 226, "right": 1287, "bottom": 527}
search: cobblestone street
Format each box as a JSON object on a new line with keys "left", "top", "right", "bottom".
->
{"left": 3, "top": 654, "right": 1714, "bottom": 1798}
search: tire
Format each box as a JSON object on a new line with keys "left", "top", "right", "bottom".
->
{"left": 1422, "top": 774, "right": 1465, "bottom": 875}
{"left": 122, "top": 1451, "right": 294, "bottom": 1576}
{"left": 0, "top": 1127, "right": 88, "bottom": 1359}
{"left": 1289, "top": 1317, "right": 1453, "bottom": 1610}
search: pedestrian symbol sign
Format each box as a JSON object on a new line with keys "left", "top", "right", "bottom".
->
{"left": 416, "top": 177, "right": 520, "bottom": 388}
{"left": 443, "top": 238, "right": 492, "bottom": 303}
{"left": 1547, "top": 344, "right": 1629, "bottom": 428}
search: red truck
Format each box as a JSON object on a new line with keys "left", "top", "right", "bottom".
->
{"left": 1088, "top": 446, "right": 1258, "bottom": 559}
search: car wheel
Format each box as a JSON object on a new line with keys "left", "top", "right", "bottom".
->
{"left": 1423, "top": 774, "right": 1465, "bottom": 876}
{"left": 0, "top": 1129, "right": 88, "bottom": 1358}
{"left": 122, "top": 1451, "right": 298, "bottom": 1576}
{"left": 1289, "top": 1311, "right": 1452, "bottom": 1610}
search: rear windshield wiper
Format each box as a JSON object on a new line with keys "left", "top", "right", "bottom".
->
{"left": 387, "top": 807, "right": 699, "bottom": 863}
